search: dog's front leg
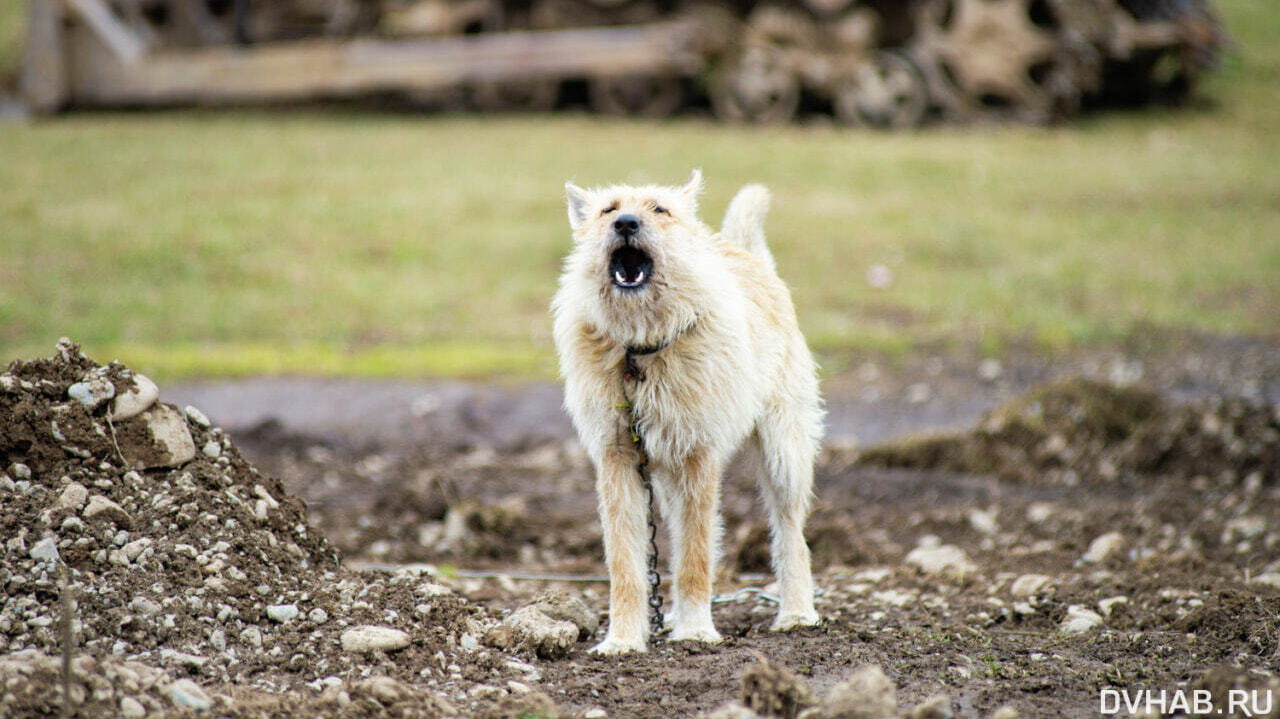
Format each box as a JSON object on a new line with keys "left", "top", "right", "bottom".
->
{"left": 591, "top": 448, "right": 651, "bottom": 655}
{"left": 669, "top": 450, "right": 723, "bottom": 644}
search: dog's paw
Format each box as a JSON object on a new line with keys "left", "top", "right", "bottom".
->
{"left": 670, "top": 625, "right": 723, "bottom": 644}
{"left": 770, "top": 610, "right": 820, "bottom": 632}
{"left": 588, "top": 636, "right": 647, "bottom": 655}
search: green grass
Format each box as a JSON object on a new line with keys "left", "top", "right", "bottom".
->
{"left": 1, "top": 0, "right": 1277, "bottom": 380}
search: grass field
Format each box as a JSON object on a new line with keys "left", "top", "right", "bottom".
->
{"left": 1, "top": 1, "right": 1278, "bottom": 380}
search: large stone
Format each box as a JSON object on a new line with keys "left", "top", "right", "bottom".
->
{"left": 84, "top": 495, "right": 133, "bottom": 529}
{"left": 340, "top": 626, "right": 410, "bottom": 654}
{"left": 29, "top": 536, "right": 60, "bottom": 564}
{"left": 1059, "top": 605, "right": 1104, "bottom": 634}
{"left": 1081, "top": 532, "right": 1126, "bottom": 564}
{"left": 529, "top": 590, "right": 599, "bottom": 640}
{"left": 170, "top": 678, "right": 212, "bottom": 712}
{"left": 905, "top": 539, "right": 976, "bottom": 579}
{"left": 1009, "top": 574, "right": 1052, "bottom": 599}
{"left": 68, "top": 374, "right": 115, "bottom": 409}
{"left": 266, "top": 604, "right": 299, "bottom": 623}
{"left": 118, "top": 403, "right": 196, "bottom": 470}
{"left": 57, "top": 482, "right": 89, "bottom": 511}
{"left": 111, "top": 374, "right": 160, "bottom": 421}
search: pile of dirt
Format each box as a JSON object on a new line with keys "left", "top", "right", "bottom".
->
{"left": 0, "top": 341, "right": 550, "bottom": 718}
{"left": 857, "top": 378, "right": 1280, "bottom": 486}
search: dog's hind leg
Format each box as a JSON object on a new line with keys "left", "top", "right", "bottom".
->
{"left": 591, "top": 447, "right": 653, "bottom": 654}
{"left": 756, "top": 406, "right": 821, "bottom": 631}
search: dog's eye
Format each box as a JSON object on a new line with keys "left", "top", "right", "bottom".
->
{"left": 601, "top": 203, "right": 618, "bottom": 216}
{"left": 653, "top": 205, "right": 668, "bottom": 215}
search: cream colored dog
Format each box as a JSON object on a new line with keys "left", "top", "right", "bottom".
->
{"left": 552, "top": 170, "right": 822, "bottom": 655}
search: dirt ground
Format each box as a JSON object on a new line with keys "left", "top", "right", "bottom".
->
{"left": 3, "top": 336, "right": 1279, "bottom": 718}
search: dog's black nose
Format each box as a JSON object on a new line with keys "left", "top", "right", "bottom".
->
{"left": 613, "top": 214, "right": 641, "bottom": 237}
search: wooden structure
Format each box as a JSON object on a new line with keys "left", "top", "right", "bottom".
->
{"left": 18, "top": 0, "right": 704, "bottom": 113}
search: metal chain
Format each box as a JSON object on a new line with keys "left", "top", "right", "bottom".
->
{"left": 621, "top": 349, "right": 665, "bottom": 637}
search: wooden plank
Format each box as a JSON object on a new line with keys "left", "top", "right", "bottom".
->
{"left": 19, "top": 0, "right": 68, "bottom": 113}
{"left": 65, "top": 0, "right": 149, "bottom": 65}
{"left": 65, "top": 21, "right": 704, "bottom": 106}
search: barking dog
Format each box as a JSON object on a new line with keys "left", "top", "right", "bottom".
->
{"left": 552, "top": 170, "right": 823, "bottom": 654}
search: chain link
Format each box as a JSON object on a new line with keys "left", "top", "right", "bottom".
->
{"left": 622, "top": 349, "right": 665, "bottom": 637}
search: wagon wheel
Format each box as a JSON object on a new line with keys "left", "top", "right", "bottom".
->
{"left": 908, "top": 0, "right": 1086, "bottom": 122}
{"left": 832, "top": 50, "right": 928, "bottom": 128}
{"left": 710, "top": 44, "right": 802, "bottom": 124}
{"left": 588, "top": 74, "right": 684, "bottom": 117}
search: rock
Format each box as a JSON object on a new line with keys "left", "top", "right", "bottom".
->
{"left": 308, "top": 607, "right": 329, "bottom": 624}
{"left": 967, "top": 509, "right": 998, "bottom": 535}
{"left": 1250, "top": 573, "right": 1280, "bottom": 590}
{"left": 905, "top": 542, "right": 976, "bottom": 579}
{"left": 1223, "top": 516, "right": 1266, "bottom": 543}
{"left": 361, "top": 676, "right": 410, "bottom": 705}
{"left": 1059, "top": 605, "right": 1104, "bottom": 633}
{"left": 111, "top": 374, "right": 160, "bottom": 421}
{"left": 341, "top": 626, "right": 411, "bottom": 654}
{"left": 29, "top": 536, "right": 60, "bottom": 564}
{"left": 266, "top": 604, "right": 299, "bottom": 623}
{"left": 202, "top": 441, "right": 222, "bottom": 459}
{"left": 84, "top": 495, "right": 133, "bottom": 529}
{"left": 57, "top": 482, "right": 89, "bottom": 511}
{"left": 507, "top": 680, "right": 530, "bottom": 695}
{"left": 988, "top": 706, "right": 1019, "bottom": 719}
{"left": 119, "top": 404, "right": 196, "bottom": 470}
{"left": 1081, "top": 532, "right": 1126, "bottom": 564}
{"left": 184, "top": 405, "right": 212, "bottom": 428}
{"left": 160, "top": 649, "right": 208, "bottom": 671}
{"left": 122, "top": 538, "right": 151, "bottom": 562}
{"left": 241, "top": 627, "right": 263, "bottom": 648}
{"left": 978, "top": 358, "right": 1003, "bottom": 382}
{"left": 129, "top": 597, "right": 162, "bottom": 615}
{"left": 68, "top": 374, "right": 115, "bottom": 409}
{"left": 496, "top": 606, "right": 578, "bottom": 659}
{"left": 910, "top": 695, "right": 953, "bottom": 719}
{"left": 119, "top": 695, "right": 146, "bottom": 719}
{"left": 811, "top": 664, "right": 898, "bottom": 719}
{"left": 1098, "top": 596, "right": 1129, "bottom": 618}
{"left": 11, "top": 463, "right": 31, "bottom": 480}
{"left": 170, "top": 678, "right": 212, "bottom": 712}
{"left": 529, "top": 590, "right": 599, "bottom": 640}
{"left": 584, "top": 709, "right": 608, "bottom": 719}
{"left": 1009, "top": 574, "right": 1052, "bottom": 599}
{"left": 1026, "top": 503, "right": 1053, "bottom": 523}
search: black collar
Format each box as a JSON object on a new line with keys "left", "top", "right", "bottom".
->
{"left": 622, "top": 321, "right": 695, "bottom": 382}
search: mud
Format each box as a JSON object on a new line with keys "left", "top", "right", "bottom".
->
{"left": 3, "top": 338, "right": 1280, "bottom": 718}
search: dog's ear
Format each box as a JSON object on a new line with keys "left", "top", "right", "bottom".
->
{"left": 679, "top": 168, "right": 704, "bottom": 212}
{"left": 565, "top": 182, "right": 590, "bottom": 231}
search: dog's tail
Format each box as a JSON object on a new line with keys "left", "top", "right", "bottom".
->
{"left": 721, "top": 184, "right": 775, "bottom": 270}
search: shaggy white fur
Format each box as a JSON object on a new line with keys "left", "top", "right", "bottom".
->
{"left": 552, "top": 170, "right": 823, "bottom": 654}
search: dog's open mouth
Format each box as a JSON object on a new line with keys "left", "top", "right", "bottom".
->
{"left": 609, "top": 245, "right": 653, "bottom": 290}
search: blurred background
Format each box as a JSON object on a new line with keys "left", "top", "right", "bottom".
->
{"left": 0, "top": 0, "right": 1276, "bottom": 382}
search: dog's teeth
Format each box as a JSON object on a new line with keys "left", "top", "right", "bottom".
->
{"left": 635, "top": 271, "right": 645, "bottom": 283}
{"left": 615, "top": 270, "right": 627, "bottom": 284}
